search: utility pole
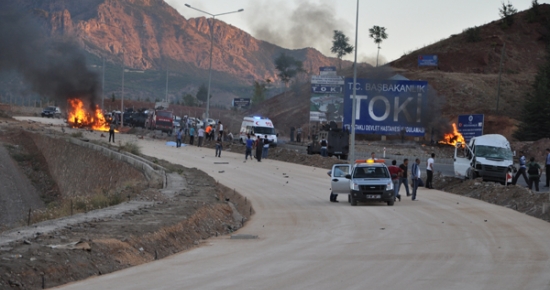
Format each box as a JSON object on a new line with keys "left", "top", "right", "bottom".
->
{"left": 102, "top": 57, "right": 105, "bottom": 111}
{"left": 350, "top": 0, "right": 359, "bottom": 163}
{"left": 496, "top": 43, "right": 506, "bottom": 113}
{"left": 165, "top": 69, "right": 169, "bottom": 103}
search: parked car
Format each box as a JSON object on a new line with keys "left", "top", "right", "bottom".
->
{"left": 188, "top": 117, "right": 204, "bottom": 128}
{"left": 41, "top": 106, "right": 61, "bottom": 118}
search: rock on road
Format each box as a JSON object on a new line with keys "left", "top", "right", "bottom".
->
{"left": 13, "top": 118, "right": 549, "bottom": 290}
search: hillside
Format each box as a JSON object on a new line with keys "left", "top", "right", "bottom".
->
{"left": 253, "top": 4, "right": 550, "bottom": 140}
{"left": 4, "top": 0, "right": 349, "bottom": 106}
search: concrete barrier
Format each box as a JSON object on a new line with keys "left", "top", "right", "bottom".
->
{"left": 66, "top": 138, "right": 166, "bottom": 189}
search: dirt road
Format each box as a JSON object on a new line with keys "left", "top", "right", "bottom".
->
{"left": 12, "top": 117, "right": 550, "bottom": 289}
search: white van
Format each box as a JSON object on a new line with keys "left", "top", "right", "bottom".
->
{"left": 239, "top": 116, "right": 278, "bottom": 146}
{"left": 454, "top": 134, "right": 514, "bottom": 183}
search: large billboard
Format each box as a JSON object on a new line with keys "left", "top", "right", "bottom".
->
{"left": 343, "top": 78, "right": 428, "bottom": 136}
{"left": 458, "top": 114, "right": 484, "bottom": 143}
{"left": 310, "top": 75, "right": 345, "bottom": 122}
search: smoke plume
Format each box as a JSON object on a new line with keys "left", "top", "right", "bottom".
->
{"left": 246, "top": 0, "right": 352, "bottom": 56}
{"left": 0, "top": 3, "right": 100, "bottom": 108}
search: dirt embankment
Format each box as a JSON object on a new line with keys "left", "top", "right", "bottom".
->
{"left": 0, "top": 167, "right": 251, "bottom": 289}
{"left": 0, "top": 121, "right": 254, "bottom": 289}
{"left": 434, "top": 173, "right": 550, "bottom": 222}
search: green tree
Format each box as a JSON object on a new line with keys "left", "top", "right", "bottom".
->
{"left": 196, "top": 84, "right": 209, "bottom": 102}
{"left": 331, "top": 30, "right": 354, "bottom": 71}
{"left": 499, "top": 1, "right": 518, "bottom": 28}
{"left": 252, "top": 80, "right": 267, "bottom": 105}
{"left": 274, "top": 53, "right": 304, "bottom": 89}
{"left": 368, "top": 26, "right": 388, "bottom": 67}
{"left": 513, "top": 45, "right": 550, "bottom": 140}
{"left": 525, "top": 0, "right": 540, "bottom": 23}
{"left": 183, "top": 93, "right": 197, "bottom": 107}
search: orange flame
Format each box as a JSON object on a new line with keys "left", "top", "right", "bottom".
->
{"left": 438, "top": 123, "right": 465, "bottom": 146}
{"left": 67, "top": 98, "right": 111, "bottom": 132}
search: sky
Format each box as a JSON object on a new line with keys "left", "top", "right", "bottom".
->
{"left": 165, "top": 0, "right": 549, "bottom": 65}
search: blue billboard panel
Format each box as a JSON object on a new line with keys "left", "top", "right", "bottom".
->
{"left": 319, "top": 66, "right": 337, "bottom": 76}
{"left": 457, "top": 114, "right": 484, "bottom": 143}
{"left": 343, "top": 79, "right": 427, "bottom": 136}
{"left": 233, "top": 98, "right": 251, "bottom": 107}
{"left": 418, "top": 55, "right": 438, "bottom": 66}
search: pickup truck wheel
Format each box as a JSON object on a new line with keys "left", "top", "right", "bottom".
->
{"left": 387, "top": 200, "right": 394, "bottom": 206}
{"left": 350, "top": 196, "right": 357, "bottom": 206}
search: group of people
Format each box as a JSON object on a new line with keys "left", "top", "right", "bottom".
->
{"left": 386, "top": 153, "right": 435, "bottom": 202}
{"left": 510, "top": 149, "right": 550, "bottom": 192}
{"left": 175, "top": 120, "right": 225, "bottom": 156}
{"left": 244, "top": 134, "right": 273, "bottom": 162}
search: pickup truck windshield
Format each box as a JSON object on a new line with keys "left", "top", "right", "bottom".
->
{"left": 475, "top": 145, "right": 513, "bottom": 161}
{"left": 254, "top": 126, "right": 275, "bottom": 135}
{"left": 353, "top": 166, "right": 389, "bottom": 179}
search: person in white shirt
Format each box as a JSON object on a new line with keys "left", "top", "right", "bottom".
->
{"left": 197, "top": 127, "right": 205, "bottom": 147}
{"left": 218, "top": 121, "right": 224, "bottom": 139}
{"left": 426, "top": 153, "right": 435, "bottom": 189}
{"left": 411, "top": 158, "right": 421, "bottom": 201}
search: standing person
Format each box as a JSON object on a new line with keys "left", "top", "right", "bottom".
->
{"left": 108, "top": 122, "right": 116, "bottom": 143}
{"left": 296, "top": 127, "right": 302, "bottom": 143}
{"left": 189, "top": 126, "right": 195, "bottom": 145}
{"left": 388, "top": 160, "right": 402, "bottom": 201}
{"left": 255, "top": 136, "right": 263, "bottom": 162}
{"left": 369, "top": 152, "right": 377, "bottom": 160}
{"left": 176, "top": 128, "right": 183, "bottom": 148}
{"left": 512, "top": 151, "right": 529, "bottom": 186}
{"left": 399, "top": 159, "right": 411, "bottom": 197}
{"left": 205, "top": 125, "right": 212, "bottom": 141}
{"left": 527, "top": 157, "right": 542, "bottom": 191}
{"left": 215, "top": 134, "right": 223, "bottom": 157}
{"left": 262, "top": 135, "right": 270, "bottom": 159}
{"left": 411, "top": 158, "right": 421, "bottom": 201}
{"left": 426, "top": 153, "right": 435, "bottom": 189}
{"left": 545, "top": 148, "right": 550, "bottom": 187}
{"left": 218, "top": 121, "right": 224, "bottom": 139}
{"left": 320, "top": 137, "right": 328, "bottom": 157}
{"left": 245, "top": 134, "right": 254, "bottom": 161}
{"left": 197, "top": 126, "right": 205, "bottom": 147}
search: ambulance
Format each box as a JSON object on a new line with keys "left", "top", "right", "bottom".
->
{"left": 239, "top": 116, "right": 278, "bottom": 146}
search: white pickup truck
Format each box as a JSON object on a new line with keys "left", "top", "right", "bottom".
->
{"left": 453, "top": 134, "right": 514, "bottom": 183}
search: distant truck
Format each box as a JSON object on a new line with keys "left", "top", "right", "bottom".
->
{"left": 453, "top": 134, "right": 514, "bottom": 183}
{"left": 239, "top": 116, "right": 278, "bottom": 146}
{"left": 145, "top": 109, "right": 174, "bottom": 136}
{"left": 307, "top": 121, "right": 349, "bottom": 160}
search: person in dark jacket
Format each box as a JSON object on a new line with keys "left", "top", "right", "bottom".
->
{"left": 255, "top": 136, "right": 263, "bottom": 162}
{"left": 109, "top": 122, "right": 116, "bottom": 143}
{"left": 512, "top": 151, "right": 528, "bottom": 185}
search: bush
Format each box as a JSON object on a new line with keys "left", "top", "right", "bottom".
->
{"left": 119, "top": 141, "right": 142, "bottom": 155}
{"left": 70, "top": 131, "right": 83, "bottom": 138}
{"left": 464, "top": 26, "right": 482, "bottom": 42}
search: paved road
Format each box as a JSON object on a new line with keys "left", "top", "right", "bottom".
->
{"left": 14, "top": 118, "right": 550, "bottom": 289}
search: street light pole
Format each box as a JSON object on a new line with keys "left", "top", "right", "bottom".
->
{"left": 350, "top": 0, "right": 360, "bottom": 163}
{"left": 184, "top": 4, "right": 243, "bottom": 123}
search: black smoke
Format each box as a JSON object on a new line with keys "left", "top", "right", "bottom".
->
{"left": 0, "top": 3, "right": 100, "bottom": 108}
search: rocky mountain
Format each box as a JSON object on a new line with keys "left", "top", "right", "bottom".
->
{"left": 11, "top": 0, "right": 347, "bottom": 104}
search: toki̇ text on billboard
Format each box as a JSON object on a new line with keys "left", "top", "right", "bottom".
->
{"left": 343, "top": 78, "right": 428, "bottom": 136}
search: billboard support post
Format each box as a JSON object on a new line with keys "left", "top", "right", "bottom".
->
{"left": 350, "top": 0, "right": 359, "bottom": 164}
